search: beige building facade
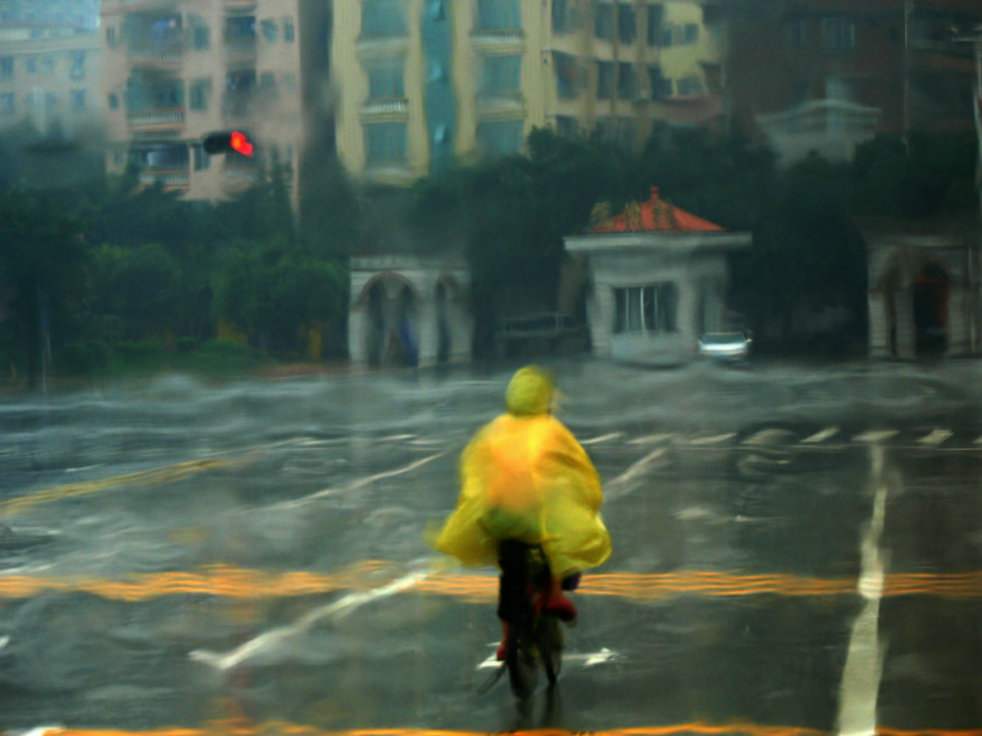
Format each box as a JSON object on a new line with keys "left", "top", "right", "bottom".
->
{"left": 100, "top": 0, "right": 329, "bottom": 201}
{"left": 332, "top": 0, "right": 722, "bottom": 185}
{"left": 0, "top": 24, "right": 102, "bottom": 140}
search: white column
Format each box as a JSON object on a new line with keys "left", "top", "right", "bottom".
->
{"left": 867, "top": 294, "right": 891, "bottom": 358}
{"left": 416, "top": 291, "right": 437, "bottom": 368}
{"left": 348, "top": 307, "right": 367, "bottom": 367}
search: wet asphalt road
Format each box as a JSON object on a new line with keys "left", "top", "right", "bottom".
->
{"left": 0, "top": 358, "right": 979, "bottom": 734}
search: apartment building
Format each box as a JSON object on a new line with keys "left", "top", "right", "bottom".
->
{"left": 332, "top": 0, "right": 722, "bottom": 186}
{"left": 100, "top": 0, "right": 330, "bottom": 201}
{"left": 709, "top": 0, "right": 982, "bottom": 163}
{"left": 0, "top": 23, "right": 102, "bottom": 141}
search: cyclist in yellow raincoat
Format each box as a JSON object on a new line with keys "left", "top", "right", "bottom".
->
{"left": 431, "top": 365, "right": 611, "bottom": 658}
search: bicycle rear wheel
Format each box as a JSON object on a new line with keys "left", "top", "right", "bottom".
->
{"left": 506, "top": 622, "right": 538, "bottom": 699}
{"left": 537, "top": 614, "right": 563, "bottom": 685}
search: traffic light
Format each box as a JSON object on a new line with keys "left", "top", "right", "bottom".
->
{"left": 202, "top": 130, "right": 256, "bottom": 157}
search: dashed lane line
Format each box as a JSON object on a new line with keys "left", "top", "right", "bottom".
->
{"left": 0, "top": 563, "right": 978, "bottom": 603}
{"left": 687, "top": 433, "right": 737, "bottom": 446}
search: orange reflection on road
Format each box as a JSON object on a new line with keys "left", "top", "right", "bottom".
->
{"left": 45, "top": 724, "right": 982, "bottom": 736}
{"left": 1, "top": 562, "right": 979, "bottom": 602}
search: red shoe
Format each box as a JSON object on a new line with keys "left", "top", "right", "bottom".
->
{"left": 545, "top": 595, "right": 577, "bottom": 622}
{"left": 496, "top": 638, "right": 509, "bottom": 660}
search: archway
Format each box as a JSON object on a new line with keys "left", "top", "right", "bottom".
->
{"left": 360, "top": 274, "right": 419, "bottom": 367}
{"left": 435, "top": 279, "right": 453, "bottom": 364}
{"left": 912, "top": 263, "right": 949, "bottom": 356}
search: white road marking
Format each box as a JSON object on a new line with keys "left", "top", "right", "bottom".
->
{"left": 802, "top": 427, "right": 840, "bottom": 444}
{"left": 477, "top": 647, "right": 617, "bottom": 670}
{"left": 190, "top": 564, "right": 440, "bottom": 672}
{"left": 627, "top": 433, "right": 676, "bottom": 445}
{"left": 581, "top": 432, "right": 624, "bottom": 446}
{"left": 742, "top": 429, "right": 793, "bottom": 445}
{"left": 269, "top": 452, "right": 447, "bottom": 510}
{"left": 605, "top": 448, "right": 668, "bottom": 501}
{"left": 851, "top": 430, "right": 899, "bottom": 444}
{"left": 0, "top": 635, "right": 9, "bottom": 652}
{"left": 975, "top": 436, "right": 982, "bottom": 445}
{"left": 917, "top": 429, "right": 953, "bottom": 446}
{"left": 686, "top": 433, "right": 736, "bottom": 446}
{"left": 836, "top": 444, "right": 889, "bottom": 736}
{"left": 20, "top": 728, "right": 64, "bottom": 736}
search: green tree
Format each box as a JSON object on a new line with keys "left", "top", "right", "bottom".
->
{"left": 0, "top": 187, "right": 90, "bottom": 385}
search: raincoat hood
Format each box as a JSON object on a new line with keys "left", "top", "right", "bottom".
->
{"left": 505, "top": 366, "right": 554, "bottom": 416}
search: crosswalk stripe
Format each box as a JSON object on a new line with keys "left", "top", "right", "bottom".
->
{"left": 917, "top": 429, "right": 954, "bottom": 446}
{"left": 627, "top": 433, "right": 676, "bottom": 445}
{"left": 801, "top": 427, "right": 839, "bottom": 444}
{"left": 851, "top": 430, "right": 899, "bottom": 443}
{"left": 742, "top": 429, "right": 793, "bottom": 445}
{"left": 687, "top": 433, "right": 737, "bottom": 446}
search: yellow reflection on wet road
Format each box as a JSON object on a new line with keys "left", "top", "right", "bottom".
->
{"left": 44, "top": 723, "right": 982, "bottom": 736}
{"left": 0, "top": 562, "right": 978, "bottom": 602}
{"left": 0, "top": 456, "right": 253, "bottom": 518}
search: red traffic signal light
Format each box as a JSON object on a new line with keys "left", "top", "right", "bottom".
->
{"left": 202, "top": 130, "right": 256, "bottom": 157}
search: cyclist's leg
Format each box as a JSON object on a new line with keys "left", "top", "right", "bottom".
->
{"left": 496, "top": 540, "right": 528, "bottom": 659}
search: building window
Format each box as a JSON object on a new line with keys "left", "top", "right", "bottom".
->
{"left": 190, "top": 78, "right": 211, "bottom": 110}
{"left": 676, "top": 75, "right": 703, "bottom": 96}
{"left": 362, "top": 0, "right": 407, "bottom": 38}
{"left": 594, "top": 2, "right": 614, "bottom": 39}
{"left": 226, "top": 15, "right": 257, "bottom": 43}
{"left": 648, "top": 65, "right": 670, "bottom": 100}
{"left": 44, "top": 92, "right": 57, "bottom": 109}
{"left": 477, "top": 0, "right": 520, "bottom": 31}
{"left": 553, "top": 52, "right": 579, "bottom": 99}
{"left": 613, "top": 284, "right": 678, "bottom": 334}
{"left": 617, "top": 62, "right": 637, "bottom": 99}
{"left": 597, "top": 61, "right": 615, "bottom": 99}
{"left": 365, "top": 122, "right": 407, "bottom": 164}
{"left": 788, "top": 19, "right": 805, "bottom": 48}
{"left": 41, "top": 57, "right": 55, "bottom": 75}
{"left": 821, "top": 17, "right": 855, "bottom": 51}
{"left": 552, "top": 0, "right": 575, "bottom": 33}
{"left": 367, "top": 59, "right": 405, "bottom": 99}
{"left": 617, "top": 3, "right": 636, "bottom": 43}
{"left": 71, "top": 90, "right": 86, "bottom": 110}
{"left": 476, "top": 119, "right": 524, "bottom": 156}
{"left": 683, "top": 23, "right": 699, "bottom": 45}
{"left": 26, "top": 57, "right": 37, "bottom": 74}
{"left": 556, "top": 115, "right": 578, "bottom": 137}
{"left": 0, "top": 57, "right": 12, "bottom": 78}
{"left": 283, "top": 17, "right": 295, "bottom": 42}
{"left": 1, "top": 93, "right": 14, "bottom": 115}
{"left": 106, "top": 26, "right": 117, "bottom": 46}
{"left": 194, "top": 25, "right": 210, "bottom": 49}
{"left": 261, "top": 19, "right": 278, "bottom": 42}
{"left": 481, "top": 54, "right": 521, "bottom": 97}
{"left": 108, "top": 92, "right": 119, "bottom": 109}
{"left": 647, "top": 5, "right": 664, "bottom": 46}
{"left": 70, "top": 52, "right": 85, "bottom": 80}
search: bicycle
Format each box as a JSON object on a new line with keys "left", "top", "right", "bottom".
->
{"left": 482, "top": 540, "right": 568, "bottom": 699}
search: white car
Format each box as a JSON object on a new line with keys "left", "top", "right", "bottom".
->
{"left": 698, "top": 331, "right": 752, "bottom": 361}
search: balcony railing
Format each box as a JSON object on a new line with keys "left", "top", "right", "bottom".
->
{"left": 222, "top": 162, "right": 261, "bottom": 190}
{"left": 361, "top": 97, "right": 409, "bottom": 115}
{"left": 127, "top": 45, "right": 183, "bottom": 66}
{"left": 139, "top": 168, "right": 190, "bottom": 190}
{"left": 127, "top": 107, "right": 185, "bottom": 131}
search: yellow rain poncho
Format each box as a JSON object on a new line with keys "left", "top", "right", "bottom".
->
{"left": 431, "top": 366, "right": 612, "bottom": 577}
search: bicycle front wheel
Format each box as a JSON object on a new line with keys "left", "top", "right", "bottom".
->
{"left": 506, "top": 623, "right": 538, "bottom": 699}
{"left": 538, "top": 614, "right": 563, "bottom": 685}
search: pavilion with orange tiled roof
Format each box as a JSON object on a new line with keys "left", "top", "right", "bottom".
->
{"left": 564, "top": 187, "right": 751, "bottom": 365}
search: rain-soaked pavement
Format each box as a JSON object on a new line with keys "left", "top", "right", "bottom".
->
{"left": 0, "top": 359, "right": 980, "bottom": 735}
